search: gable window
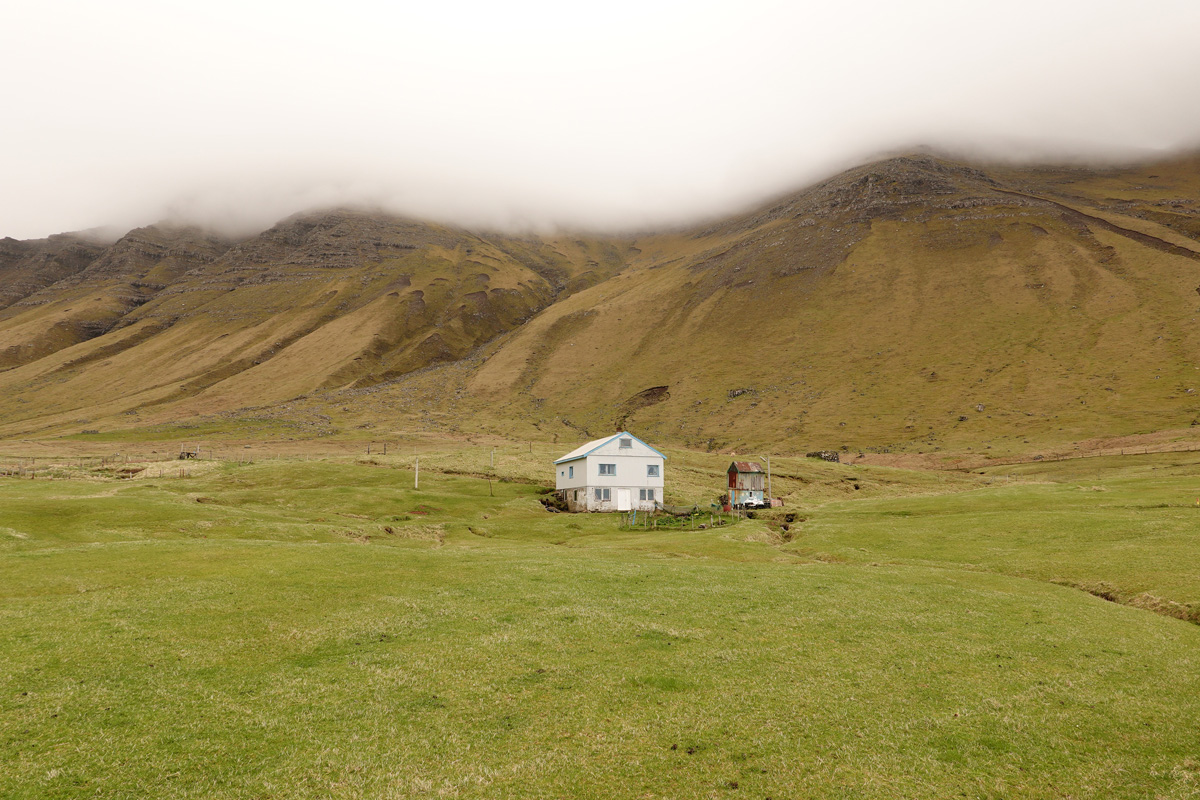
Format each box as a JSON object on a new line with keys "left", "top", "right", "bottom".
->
{"left": 568, "top": 465, "right": 574, "bottom": 478}
{"left": 646, "top": 464, "right": 660, "bottom": 477}
{"left": 598, "top": 463, "right": 616, "bottom": 476}
{"left": 619, "top": 437, "right": 632, "bottom": 449}
{"left": 595, "top": 488, "right": 611, "bottom": 501}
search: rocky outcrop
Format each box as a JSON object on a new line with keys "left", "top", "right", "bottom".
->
{"left": 0, "top": 234, "right": 106, "bottom": 312}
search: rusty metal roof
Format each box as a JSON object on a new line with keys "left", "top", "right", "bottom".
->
{"left": 728, "top": 461, "right": 763, "bottom": 473}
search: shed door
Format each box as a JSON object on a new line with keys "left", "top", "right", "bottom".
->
{"left": 617, "top": 489, "right": 632, "bottom": 511}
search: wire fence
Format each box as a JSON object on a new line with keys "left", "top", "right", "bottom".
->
{"left": 5, "top": 436, "right": 1200, "bottom": 482}
{"left": 978, "top": 439, "right": 1200, "bottom": 468}
{"left": 0, "top": 448, "right": 262, "bottom": 481}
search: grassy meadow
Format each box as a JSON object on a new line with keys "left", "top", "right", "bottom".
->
{"left": 3, "top": 444, "right": 1200, "bottom": 798}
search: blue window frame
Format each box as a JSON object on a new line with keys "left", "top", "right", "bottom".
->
{"left": 646, "top": 464, "right": 660, "bottom": 477}
{"left": 598, "top": 463, "right": 615, "bottom": 476}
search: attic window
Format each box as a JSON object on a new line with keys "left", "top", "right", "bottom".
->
{"left": 619, "top": 438, "right": 632, "bottom": 449}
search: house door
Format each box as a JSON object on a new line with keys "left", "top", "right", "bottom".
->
{"left": 617, "top": 489, "right": 632, "bottom": 511}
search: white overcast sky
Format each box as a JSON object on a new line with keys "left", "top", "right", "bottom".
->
{"left": 3, "top": 0, "right": 1200, "bottom": 239}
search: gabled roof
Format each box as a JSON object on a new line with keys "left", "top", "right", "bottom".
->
{"left": 553, "top": 431, "right": 667, "bottom": 464}
{"left": 729, "top": 461, "right": 763, "bottom": 473}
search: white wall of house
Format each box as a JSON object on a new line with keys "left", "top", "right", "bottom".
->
{"left": 554, "top": 433, "right": 665, "bottom": 512}
{"left": 555, "top": 458, "right": 588, "bottom": 490}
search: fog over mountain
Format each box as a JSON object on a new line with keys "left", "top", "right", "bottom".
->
{"left": 4, "top": 0, "right": 1200, "bottom": 239}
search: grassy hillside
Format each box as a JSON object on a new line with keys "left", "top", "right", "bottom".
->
{"left": 0, "top": 225, "right": 232, "bottom": 372}
{"left": 3, "top": 449, "right": 1200, "bottom": 798}
{"left": 2, "top": 153, "right": 1200, "bottom": 458}
{"left": 0, "top": 213, "right": 631, "bottom": 438}
{"left": 466, "top": 153, "right": 1200, "bottom": 456}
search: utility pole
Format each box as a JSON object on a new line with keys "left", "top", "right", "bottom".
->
{"left": 491, "top": 448, "right": 495, "bottom": 470}
{"left": 415, "top": 456, "right": 419, "bottom": 490}
{"left": 759, "top": 455, "right": 772, "bottom": 503}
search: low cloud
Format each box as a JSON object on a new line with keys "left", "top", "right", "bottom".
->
{"left": 3, "top": 0, "right": 1200, "bottom": 240}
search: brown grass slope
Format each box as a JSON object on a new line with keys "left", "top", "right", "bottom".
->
{"left": 0, "top": 211, "right": 630, "bottom": 437}
{"left": 0, "top": 225, "right": 232, "bottom": 372}
{"left": 464, "top": 153, "right": 1200, "bottom": 455}
{"left": 2, "top": 153, "right": 1199, "bottom": 456}
{"left": 0, "top": 232, "right": 112, "bottom": 367}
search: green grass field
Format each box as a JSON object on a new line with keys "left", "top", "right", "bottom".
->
{"left": 3, "top": 449, "right": 1200, "bottom": 798}
{"left": 792, "top": 452, "right": 1200, "bottom": 620}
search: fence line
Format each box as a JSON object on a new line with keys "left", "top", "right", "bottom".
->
{"left": 965, "top": 440, "right": 1200, "bottom": 469}
{"left": 5, "top": 438, "right": 1200, "bottom": 480}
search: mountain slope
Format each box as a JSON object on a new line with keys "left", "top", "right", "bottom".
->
{"left": 0, "top": 232, "right": 109, "bottom": 311}
{"left": 1, "top": 152, "right": 1199, "bottom": 456}
{"left": 0, "top": 211, "right": 631, "bottom": 436}
{"left": 0, "top": 225, "right": 232, "bottom": 372}
{"left": 462, "top": 153, "right": 1200, "bottom": 454}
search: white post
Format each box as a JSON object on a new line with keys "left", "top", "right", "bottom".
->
{"left": 415, "top": 456, "right": 419, "bottom": 490}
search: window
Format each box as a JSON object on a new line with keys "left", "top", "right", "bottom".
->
{"left": 640, "top": 489, "right": 655, "bottom": 502}
{"left": 568, "top": 465, "right": 573, "bottom": 478}
{"left": 594, "top": 488, "right": 610, "bottom": 501}
{"left": 619, "top": 437, "right": 632, "bottom": 449}
{"left": 646, "top": 464, "right": 660, "bottom": 477}
{"left": 598, "top": 463, "right": 616, "bottom": 476}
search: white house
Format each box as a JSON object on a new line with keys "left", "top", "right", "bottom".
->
{"left": 554, "top": 431, "right": 666, "bottom": 512}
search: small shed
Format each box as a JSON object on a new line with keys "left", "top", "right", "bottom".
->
{"left": 727, "top": 461, "right": 764, "bottom": 507}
